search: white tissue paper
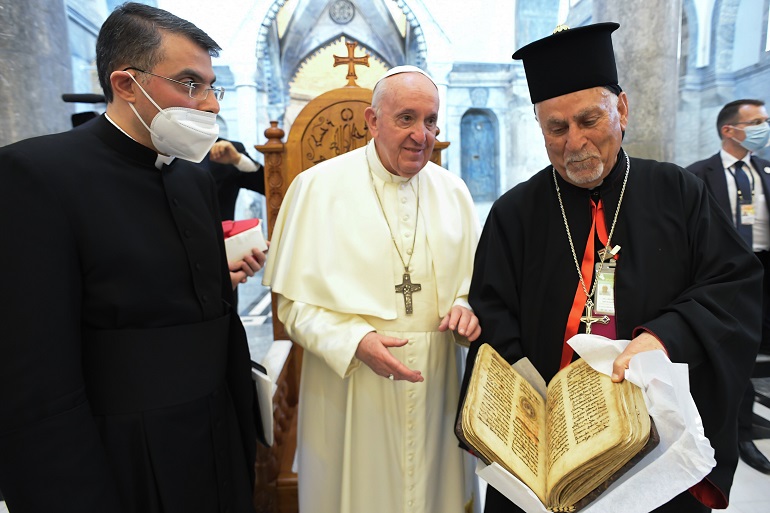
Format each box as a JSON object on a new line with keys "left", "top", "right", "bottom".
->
{"left": 476, "top": 334, "right": 716, "bottom": 513}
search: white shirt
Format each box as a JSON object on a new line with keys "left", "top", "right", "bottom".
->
{"left": 235, "top": 154, "right": 258, "bottom": 172}
{"left": 720, "top": 149, "right": 770, "bottom": 251}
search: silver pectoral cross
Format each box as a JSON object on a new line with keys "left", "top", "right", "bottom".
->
{"left": 580, "top": 300, "right": 610, "bottom": 334}
{"left": 395, "top": 271, "right": 421, "bottom": 315}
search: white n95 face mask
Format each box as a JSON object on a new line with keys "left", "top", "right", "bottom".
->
{"left": 125, "top": 72, "right": 219, "bottom": 163}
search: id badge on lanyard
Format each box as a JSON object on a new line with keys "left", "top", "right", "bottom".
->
{"left": 740, "top": 202, "right": 756, "bottom": 225}
{"left": 594, "top": 259, "right": 616, "bottom": 316}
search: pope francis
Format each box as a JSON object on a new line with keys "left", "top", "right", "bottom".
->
{"left": 262, "top": 66, "right": 481, "bottom": 513}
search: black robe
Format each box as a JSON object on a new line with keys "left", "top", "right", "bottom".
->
{"left": 0, "top": 115, "right": 258, "bottom": 513}
{"left": 199, "top": 139, "right": 265, "bottom": 222}
{"left": 459, "top": 151, "right": 762, "bottom": 512}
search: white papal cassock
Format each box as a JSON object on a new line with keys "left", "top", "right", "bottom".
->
{"left": 263, "top": 140, "right": 480, "bottom": 513}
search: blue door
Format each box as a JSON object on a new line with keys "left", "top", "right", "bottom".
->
{"left": 461, "top": 109, "right": 499, "bottom": 201}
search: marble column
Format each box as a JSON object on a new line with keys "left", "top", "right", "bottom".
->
{"left": 0, "top": 0, "right": 73, "bottom": 147}
{"left": 231, "top": 63, "right": 259, "bottom": 152}
{"left": 592, "top": 0, "right": 682, "bottom": 162}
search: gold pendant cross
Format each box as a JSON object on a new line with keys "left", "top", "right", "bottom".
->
{"left": 580, "top": 300, "right": 609, "bottom": 334}
{"left": 395, "top": 272, "right": 421, "bottom": 315}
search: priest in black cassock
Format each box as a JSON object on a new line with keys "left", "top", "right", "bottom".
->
{"left": 202, "top": 138, "right": 265, "bottom": 222}
{"left": 458, "top": 23, "right": 763, "bottom": 513}
{"left": 0, "top": 3, "right": 264, "bottom": 512}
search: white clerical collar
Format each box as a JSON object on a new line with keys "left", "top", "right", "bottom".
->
{"left": 720, "top": 148, "right": 751, "bottom": 170}
{"left": 104, "top": 113, "right": 175, "bottom": 170}
{"left": 365, "top": 139, "right": 415, "bottom": 184}
{"left": 155, "top": 154, "right": 175, "bottom": 168}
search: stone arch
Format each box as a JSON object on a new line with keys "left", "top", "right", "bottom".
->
{"left": 256, "top": 0, "right": 289, "bottom": 124}
{"left": 397, "top": 0, "right": 429, "bottom": 68}
{"left": 256, "top": 0, "right": 429, "bottom": 114}
{"left": 256, "top": 0, "right": 428, "bottom": 63}
{"left": 287, "top": 33, "right": 391, "bottom": 86}
{"left": 711, "top": 0, "right": 742, "bottom": 78}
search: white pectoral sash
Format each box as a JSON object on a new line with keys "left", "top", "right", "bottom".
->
{"left": 264, "top": 152, "right": 399, "bottom": 319}
{"left": 264, "top": 149, "right": 479, "bottom": 320}
{"left": 420, "top": 169, "right": 480, "bottom": 315}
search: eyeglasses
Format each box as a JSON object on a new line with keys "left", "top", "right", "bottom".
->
{"left": 733, "top": 119, "right": 770, "bottom": 127}
{"left": 124, "top": 67, "right": 225, "bottom": 101}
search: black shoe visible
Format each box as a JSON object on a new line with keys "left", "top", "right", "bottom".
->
{"left": 738, "top": 440, "right": 770, "bottom": 474}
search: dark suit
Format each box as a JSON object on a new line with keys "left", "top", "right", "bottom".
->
{"left": 688, "top": 153, "right": 770, "bottom": 229}
{"left": 200, "top": 139, "right": 265, "bottom": 221}
{"left": 688, "top": 152, "right": 770, "bottom": 441}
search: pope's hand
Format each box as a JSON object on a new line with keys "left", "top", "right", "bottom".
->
{"left": 355, "top": 332, "right": 424, "bottom": 383}
{"left": 611, "top": 331, "right": 665, "bottom": 382}
{"left": 438, "top": 305, "right": 481, "bottom": 342}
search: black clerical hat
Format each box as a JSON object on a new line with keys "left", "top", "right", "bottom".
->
{"left": 512, "top": 22, "right": 620, "bottom": 104}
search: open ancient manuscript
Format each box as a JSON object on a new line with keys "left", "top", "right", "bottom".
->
{"left": 458, "top": 343, "right": 658, "bottom": 512}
